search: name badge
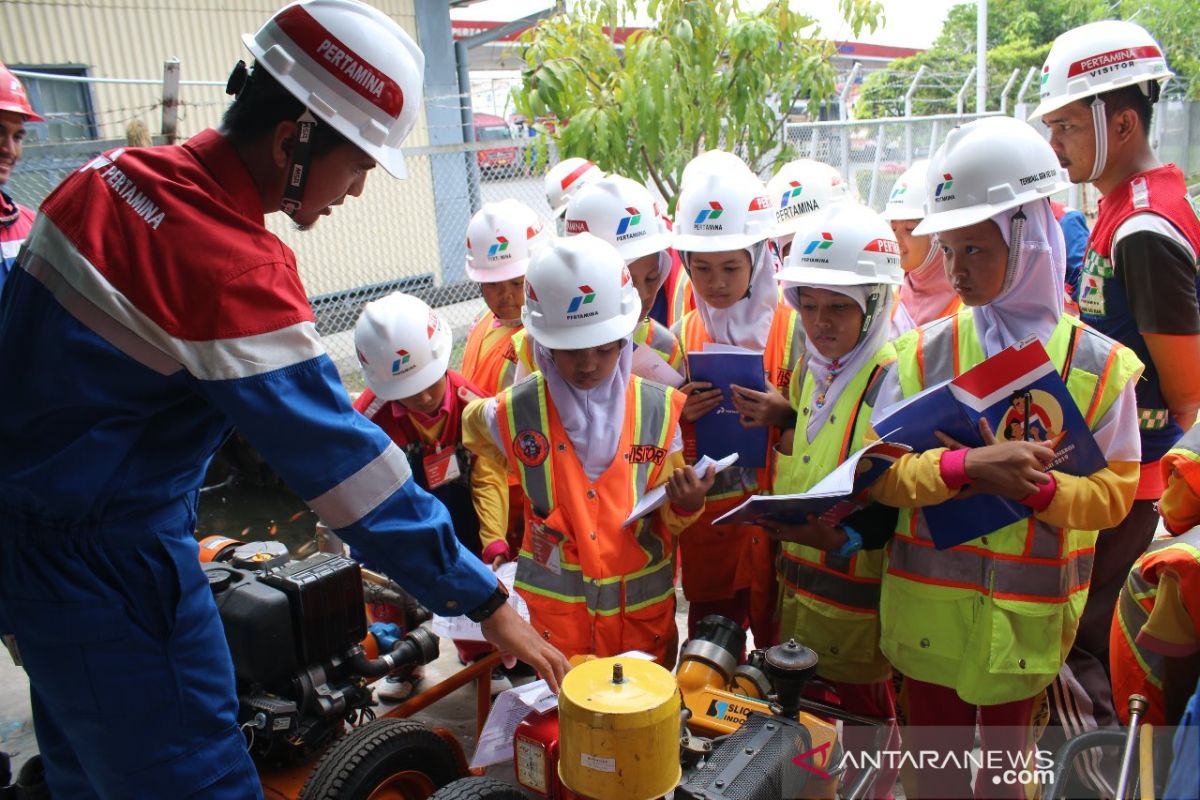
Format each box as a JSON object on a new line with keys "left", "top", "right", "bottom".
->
{"left": 423, "top": 446, "right": 462, "bottom": 489}
{"left": 529, "top": 522, "right": 564, "bottom": 575}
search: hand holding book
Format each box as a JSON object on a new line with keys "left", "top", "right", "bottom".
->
{"left": 936, "top": 417, "right": 1056, "bottom": 501}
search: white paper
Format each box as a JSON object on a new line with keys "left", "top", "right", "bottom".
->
{"left": 431, "top": 561, "right": 529, "bottom": 642}
{"left": 701, "top": 343, "right": 759, "bottom": 354}
{"left": 621, "top": 452, "right": 739, "bottom": 527}
{"left": 470, "top": 678, "right": 558, "bottom": 769}
{"left": 631, "top": 344, "right": 685, "bottom": 387}
{"left": 468, "top": 649, "right": 656, "bottom": 769}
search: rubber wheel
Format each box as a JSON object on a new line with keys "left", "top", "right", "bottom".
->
{"left": 428, "top": 776, "right": 528, "bottom": 800}
{"left": 299, "top": 719, "right": 464, "bottom": 800}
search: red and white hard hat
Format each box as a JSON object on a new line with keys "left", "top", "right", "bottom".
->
{"left": 1030, "top": 20, "right": 1172, "bottom": 122}
{"left": 521, "top": 235, "right": 641, "bottom": 350}
{"left": 672, "top": 169, "right": 775, "bottom": 253}
{"left": 354, "top": 293, "right": 453, "bottom": 400}
{"left": 563, "top": 175, "right": 672, "bottom": 262}
{"left": 544, "top": 158, "right": 604, "bottom": 218}
{"left": 0, "top": 63, "right": 44, "bottom": 122}
{"left": 913, "top": 117, "right": 1069, "bottom": 236}
{"left": 767, "top": 158, "right": 851, "bottom": 239}
{"left": 880, "top": 160, "right": 931, "bottom": 222}
{"left": 779, "top": 203, "right": 903, "bottom": 288}
{"left": 465, "top": 199, "right": 552, "bottom": 283}
{"left": 242, "top": 0, "right": 425, "bottom": 178}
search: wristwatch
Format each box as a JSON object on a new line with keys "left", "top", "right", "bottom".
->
{"left": 466, "top": 583, "right": 510, "bottom": 623}
{"left": 835, "top": 525, "right": 864, "bottom": 558}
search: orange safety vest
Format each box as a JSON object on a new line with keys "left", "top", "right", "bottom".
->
{"left": 633, "top": 316, "right": 685, "bottom": 375}
{"left": 460, "top": 310, "right": 524, "bottom": 396}
{"left": 1110, "top": 527, "right": 1200, "bottom": 726}
{"left": 494, "top": 373, "right": 686, "bottom": 664}
{"left": 674, "top": 304, "right": 805, "bottom": 638}
{"left": 665, "top": 251, "right": 695, "bottom": 329}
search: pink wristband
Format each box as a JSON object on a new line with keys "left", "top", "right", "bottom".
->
{"left": 1021, "top": 473, "right": 1057, "bottom": 511}
{"left": 939, "top": 447, "right": 971, "bottom": 490}
{"left": 481, "top": 540, "right": 510, "bottom": 564}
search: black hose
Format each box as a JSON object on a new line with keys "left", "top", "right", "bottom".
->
{"left": 350, "top": 626, "right": 441, "bottom": 677}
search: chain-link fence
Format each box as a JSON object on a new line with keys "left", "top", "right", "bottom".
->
{"left": 8, "top": 71, "right": 1200, "bottom": 387}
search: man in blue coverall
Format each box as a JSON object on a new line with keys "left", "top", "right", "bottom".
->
{"left": 0, "top": 1, "right": 569, "bottom": 797}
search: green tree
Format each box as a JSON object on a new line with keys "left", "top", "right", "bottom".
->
{"left": 512, "top": 0, "right": 882, "bottom": 206}
{"left": 855, "top": 0, "right": 1197, "bottom": 118}
{"left": 855, "top": 0, "right": 1104, "bottom": 118}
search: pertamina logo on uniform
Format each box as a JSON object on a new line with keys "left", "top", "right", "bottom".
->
{"left": 567, "top": 285, "right": 598, "bottom": 318}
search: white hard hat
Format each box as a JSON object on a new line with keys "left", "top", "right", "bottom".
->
{"left": 1030, "top": 20, "right": 1172, "bottom": 122}
{"left": 545, "top": 158, "right": 605, "bottom": 218}
{"left": 778, "top": 203, "right": 902, "bottom": 288}
{"left": 521, "top": 234, "right": 641, "bottom": 350}
{"left": 880, "top": 160, "right": 931, "bottom": 222}
{"left": 767, "top": 158, "right": 851, "bottom": 238}
{"left": 354, "top": 293, "right": 452, "bottom": 400}
{"left": 672, "top": 170, "right": 775, "bottom": 253}
{"left": 913, "top": 117, "right": 1069, "bottom": 236}
{"left": 679, "top": 150, "right": 754, "bottom": 195}
{"left": 465, "top": 199, "right": 552, "bottom": 283}
{"left": 563, "top": 175, "right": 672, "bottom": 262}
{"left": 242, "top": 0, "right": 426, "bottom": 179}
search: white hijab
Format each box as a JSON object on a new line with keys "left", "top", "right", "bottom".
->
{"left": 783, "top": 283, "right": 894, "bottom": 441}
{"left": 686, "top": 241, "right": 779, "bottom": 351}
{"left": 973, "top": 199, "right": 1065, "bottom": 357}
{"left": 533, "top": 340, "right": 633, "bottom": 481}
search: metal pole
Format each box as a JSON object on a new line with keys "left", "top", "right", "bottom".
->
{"left": 976, "top": 0, "right": 987, "bottom": 113}
{"left": 839, "top": 63, "right": 861, "bottom": 184}
{"left": 868, "top": 121, "right": 885, "bottom": 207}
{"left": 904, "top": 65, "right": 928, "bottom": 164}
{"left": 998, "top": 68, "right": 1020, "bottom": 115}
{"left": 929, "top": 120, "right": 941, "bottom": 156}
{"left": 957, "top": 67, "right": 977, "bottom": 117}
{"left": 1014, "top": 66, "right": 1037, "bottom": 120}
{"left": 1115, "top": 695, "right": 1148, "bottom": 799}
{"left": 161, "top": 58, "right": 180, "bottom": 144}
{"left": 455, "top": 40, "right": 482, "bottom": 214}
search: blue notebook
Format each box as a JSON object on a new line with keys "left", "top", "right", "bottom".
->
{"left": 687, "top": 349, "right": 769, "bottom": 469}
{"left": 873, "top": 337, "right": 1107, "bottom": 549}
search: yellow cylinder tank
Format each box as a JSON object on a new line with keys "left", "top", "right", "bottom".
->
{"left": 557, "top": 657, "right": 681, "bottom": 800}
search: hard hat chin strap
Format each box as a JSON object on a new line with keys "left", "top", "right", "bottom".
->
{"left": 1087, "top": 96, "right": 1108, "bottom": 184}
{"left": 280, "top": 110, "right": 318, "bottom": 218}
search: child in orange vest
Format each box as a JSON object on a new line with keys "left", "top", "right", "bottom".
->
{"left": 463, "top": 235, "right": 714, "bottom": 665}
{"left": 564, "top": 174, "right": 686, "bottom": 383}
{"left": 671, "top": 160, "right": 805, "bottom": 645}
{"left": 354, "top": 292, "right": 512, "bottom": 696}
{"left": 461, "top": 200, "right": 552, "bottom": 563}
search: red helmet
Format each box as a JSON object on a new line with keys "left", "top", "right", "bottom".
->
{"left": 0, "top": 63, "right": 43, "bottom": 122}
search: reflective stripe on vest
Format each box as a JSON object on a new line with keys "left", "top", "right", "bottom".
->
{"left": 892, "top": 312, "right": 1129, "bottom": 602}
{"left": 634, "top": 317, "right": 683, "bottom": 371}
{"left": 776, "top": 352, "right": 893, "bottom": 613}
{"left": 778, "top": 555, "right": 881, "bottom": 611}
{"left": 1115, "top": 528, "right": 1200, "bottom": 693}
{"left": 505, "top": 375, "right": 554, "bottom": 516}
